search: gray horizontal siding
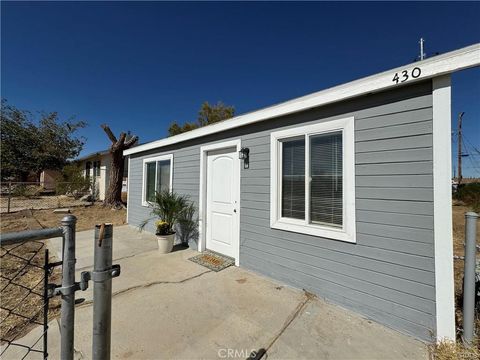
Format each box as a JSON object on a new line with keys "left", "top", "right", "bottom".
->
{"left": 127, "top": 80, "right": 435, "bottom": 340}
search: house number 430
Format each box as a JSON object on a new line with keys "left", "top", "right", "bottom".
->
{"left": 392, "top": 67, "right": 422, "bottom": 84}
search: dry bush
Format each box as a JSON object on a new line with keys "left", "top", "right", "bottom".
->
{"left": 429, "top": 339, "right": 480, "bottom": 360}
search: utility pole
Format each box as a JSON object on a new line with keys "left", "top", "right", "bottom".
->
{"left": 419, "top": 38, "right": 426, "bottom": 60}
{"left": 457, "top": 112, "right": 465, "bottom": 185}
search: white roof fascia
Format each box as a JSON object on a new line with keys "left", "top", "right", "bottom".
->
{"left": 125, "top": 43, "right": 480, "bottom": 156}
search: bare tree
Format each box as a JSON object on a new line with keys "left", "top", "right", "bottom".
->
{"left": 101, "top": 124, "right": 138, "bottom": 208}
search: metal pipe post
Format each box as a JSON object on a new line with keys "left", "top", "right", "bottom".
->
{"left": 7, "top": 182, "right": 11, "bottom": 213}
{"left": 463, "top": 211, "right": 478, "bottom": 345}
{"left": 92, "top": 224, "right": 113, "bottom": 360}
{"left": 43, "top": 248, "right": 49, "bottom": 359}
{"left": 60, "top": 215, "right": 77, "bottom": 360}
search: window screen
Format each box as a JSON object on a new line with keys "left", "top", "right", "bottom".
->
{"left": 281, "top": 139, "right": 305, "bottom": 219}
{"left": 310, "top": 131, "right": 343, "bottom": 227}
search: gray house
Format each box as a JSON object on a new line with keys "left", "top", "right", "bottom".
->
{"left": 125, "top": 44, "right": 480, "bottom": 342}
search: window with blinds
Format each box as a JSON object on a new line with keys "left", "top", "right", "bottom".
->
{"left": 271, "top": 116, "right": 355, "bottom": 242}
{"left": 309, "top": 132, "right": 343, "bottom": 228}
{"left": 281, "top": 139, "right": 305, "bottom": 219}
{"left": 280, "top": 132, "right": 343, "bottom": 228}
{"left": 144, "top": 156, "right": 172, "bottom": 204}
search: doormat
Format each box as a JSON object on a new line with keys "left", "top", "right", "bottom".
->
{"left": 189, "top": 251, "right": 234, "bottom": 272}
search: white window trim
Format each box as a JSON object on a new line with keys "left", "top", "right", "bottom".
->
{"left": 270, "top": 117, "right": 356, "bottom": 243}
{"left": 142, "top": 154, "right": 174, "bottom": 207}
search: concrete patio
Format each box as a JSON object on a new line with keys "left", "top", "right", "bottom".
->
{"left": 4, "top": 226, "right": 428, "bottom": 359}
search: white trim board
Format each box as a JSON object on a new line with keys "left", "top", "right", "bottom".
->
{"left": 432, "top": 75, "right": 455, "bottom": 342}
{"left": 126, "top": 156, "right": 131, "bottom": 224}
{"left": 125, "top": 43, "right": 480, "bottom": 156}
{"left": 198, "top": 139, "right": 242, "bottom": 266}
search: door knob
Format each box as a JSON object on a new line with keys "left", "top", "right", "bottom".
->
{"left": 233, "top": 209, "right": 237, "bottom": 213}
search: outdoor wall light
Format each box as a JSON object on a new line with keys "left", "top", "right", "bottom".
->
{"left": 238, "top": 147, "right": 250, "bottom": 160}
{"left": 239, "top": 147, "right": 250, "bottom": 169}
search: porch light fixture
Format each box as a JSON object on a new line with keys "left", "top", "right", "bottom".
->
{"left": 239, "top": 147, "right": 250, "bottom": 169}
{"left": 238, "top": 147, "right": 249, "bottom": 160}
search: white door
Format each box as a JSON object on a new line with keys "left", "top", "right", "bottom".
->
{"left": 205, "top": 147, "right": 239, "bottom": 259}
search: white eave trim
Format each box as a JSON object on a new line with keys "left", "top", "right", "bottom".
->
{"left": 125, "top": 43, "right": 480, "bottom": 156}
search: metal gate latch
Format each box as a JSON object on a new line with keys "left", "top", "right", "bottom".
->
{"left": 79, "top": 264, "right": 121, "bottom": 291}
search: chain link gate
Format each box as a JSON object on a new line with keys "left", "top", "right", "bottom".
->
{"left": 0, "top": 217, "right": 120, "bottom": 359}
{"left": 0, "top": 243, "right": 56, "bottom": 358}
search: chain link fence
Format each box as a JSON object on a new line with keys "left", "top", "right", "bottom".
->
{"left": 0, "top": 219, "right": 120, "bottom": 359}
{"left": 1, "top": 182, "right": 96, "bottom": 213}
{"left": 0, "top": 241, "right": 60, "bottom": 358}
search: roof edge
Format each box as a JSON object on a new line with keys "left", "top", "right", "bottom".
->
{"left": 125, "top": 43, "right": 480, "bottom": 156}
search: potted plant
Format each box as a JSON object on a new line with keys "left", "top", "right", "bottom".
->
{"left": 155, "top": 219, "right": 175, "bottom": 253}
{"left": 141, "top": 190, "right": 191, "bottom": 253}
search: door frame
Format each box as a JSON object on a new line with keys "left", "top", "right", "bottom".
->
{"left": 198, "top": 139, "right": 241, "bottom": 266}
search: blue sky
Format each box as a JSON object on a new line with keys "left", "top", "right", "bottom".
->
{"left": 2, "top": 1, "right": 480, "bottom": 176}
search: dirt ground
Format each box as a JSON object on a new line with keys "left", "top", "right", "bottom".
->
{"left": 0, "top": 205, "right": 126, "bottom": 343}
{"left": 0, "top": 195, "right": 92, "bottom": 214}
{"left": 0, "top": 205, "right": 127, "bottom": 233}
{"left": 452, "top": 203, "right": 480, "bottom": 296}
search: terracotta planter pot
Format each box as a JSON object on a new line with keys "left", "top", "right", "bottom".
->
{"left": 156, "top": 233, "right": 175, "bottom": 253}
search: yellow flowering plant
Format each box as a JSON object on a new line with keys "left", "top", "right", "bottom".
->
{"left": 155, "top": 220, "right": 171, "bottom": 236}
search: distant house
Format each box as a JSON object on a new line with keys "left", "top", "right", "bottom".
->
{"left": 76, "top": 150, "right": 128, "bottom": 201}
{"left": 39, "top": 169, "right": 61, "bottom": 190}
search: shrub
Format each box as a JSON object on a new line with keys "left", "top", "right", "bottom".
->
{"left": 11, "top": 184, "right": 43, "bottom": 198}
{"left": 56, "top": 164, "right": 91, "bottom": 199}
{"left": 141, "top": 190, "right": 193, "bottom": 236}
{"left": 454, "top": 182, "right": 480, "bottom": 212}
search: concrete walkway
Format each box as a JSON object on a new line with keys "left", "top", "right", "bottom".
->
{"left": 47, "top": 225, "right": 158, "bottom": 270}
{"left": 4, "top": 226, "right": 428, "bottom": 359}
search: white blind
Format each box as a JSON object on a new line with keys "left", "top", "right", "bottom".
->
{"left": 281, "top": 139, "right": 305, "bottom": 219}
{"left": 156, "top": 160, "right": 171, "bottom": 192}
{"left": 309, "top": 131, "right": 343, "bottom": 227}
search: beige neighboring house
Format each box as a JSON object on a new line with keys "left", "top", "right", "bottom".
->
{"left": 76, "top": 149, "right": 128, "bottom": 201}
{"left": 39, "top": 169, "right": 61, "bottom": 190}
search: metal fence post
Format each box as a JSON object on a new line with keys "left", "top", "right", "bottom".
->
{"left": 43, "top": 249, "right": 50, "bottom": 359}
{"left": 60, "top": 215, "right": 77, "bottom": 360}
{"left": 7, "top": 182, "right": 12, "bottom": 213}
{"left": 463, "top": 211, "right": 478, "bottom": 345}
{"left": 92, "top": 224, "right": 114, "bottom": 360}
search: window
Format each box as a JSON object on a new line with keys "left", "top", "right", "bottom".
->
{"left": 85, "top": 162, "right": 91, "bottom": 178}
{"left": 281, "top": 138, "right": 305, "bottom": 219}
{"left": 93, "top": 161, "right": 101, "bottom": 177}
{"left": 270, "top": 117, "right": 355, "bottom": 243}
{"left": 142, "top": 155, "right": 173, "bottom": 205}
